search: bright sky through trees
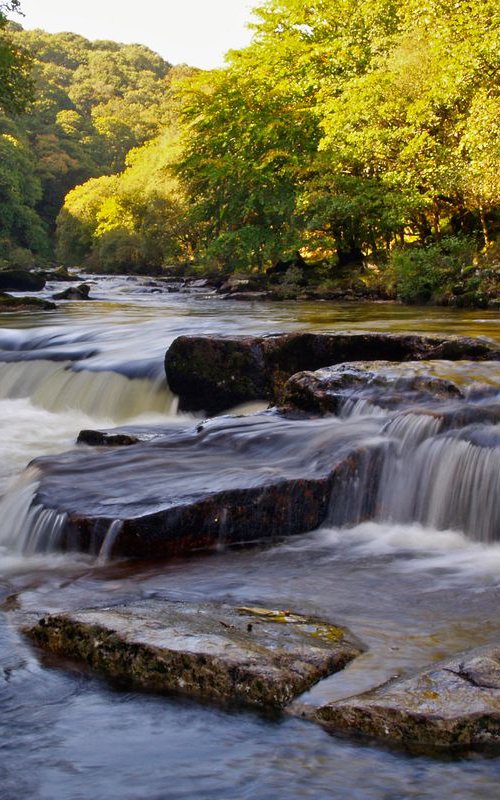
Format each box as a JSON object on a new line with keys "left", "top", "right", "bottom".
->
{"left": 17, "top": 0, "right": 255, "bottom": 69}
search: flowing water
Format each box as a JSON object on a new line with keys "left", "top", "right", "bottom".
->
{"left": 1, "top": 275, "right": 500, "bottom": 799}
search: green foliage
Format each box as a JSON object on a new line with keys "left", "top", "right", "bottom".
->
{"left": 0, "top": 118, "right": 49, "bottom": 256}
{"left": 2, "top": 26, "right": 175, "bottom": 260}
{"left": 2, "top": 0, "right": 499, "bottom": 294}
{"left": 0, "top": 4, "right": 33, "bottom": 113}
{"left": 56, "top": 132, "right": 195, "bottom": 271}
{"left": 390, "top": 236, "right": 477, "bottom": 303}
{"left": 172, "top": 0, "right": 499, "bottom": 278}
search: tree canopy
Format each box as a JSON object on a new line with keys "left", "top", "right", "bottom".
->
{"left": 2, "top": 1, "right": 499, "bottom": 304}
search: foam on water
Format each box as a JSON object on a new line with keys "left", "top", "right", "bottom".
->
{"left": 277, "top": 520, "right": 500, "bottom": 582}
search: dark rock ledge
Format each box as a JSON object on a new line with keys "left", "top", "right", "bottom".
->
{"left": 165, "top": 332, "right": 498, "bottom": 415}
{"left": 314, "top": 644, "right": 500, "bottom": 750}
{"left": 28, "top": 413, "right": 384, "bottom": 559}
{"left": 25, "top": 600, "right": 362, "bottom": 710}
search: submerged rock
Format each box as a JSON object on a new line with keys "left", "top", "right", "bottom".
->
{"left": 0, "top": 292, "right": 56, "bottom": 311}
{"left": 315, "top": 644, "right": 500, "bottom": 749}
{"left": 283, "top": 362, "right": 464, "bottom": 415}
{"left": 26, "top": 600, "right": 362, "bottom": 709}
{"left": 165, "top": 332, "right": 496, "bottom": 414}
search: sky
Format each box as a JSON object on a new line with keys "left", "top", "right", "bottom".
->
{"left": 15, "top": 0, "right": 257, "bottom": 69}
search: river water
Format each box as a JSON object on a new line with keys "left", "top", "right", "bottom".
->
{"left": 0, "top": 275, "right": 500, "bottom": 800}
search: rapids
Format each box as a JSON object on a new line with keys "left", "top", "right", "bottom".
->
{"left": 1, "top": 274, "right": 500, "bottom": 799}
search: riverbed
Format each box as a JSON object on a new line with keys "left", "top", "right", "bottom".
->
{"left": 1, "top": 275, "right": 499, "bottom": 799}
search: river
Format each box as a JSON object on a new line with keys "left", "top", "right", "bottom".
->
{"left": 0, "top": 274, "right": 499, "bottom": 799}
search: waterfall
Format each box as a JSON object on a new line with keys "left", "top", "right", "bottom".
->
{"left": 0, "top": 360, "right": 175, "bottom": 421}
{"left": 0, "top": 469, "right": 68, "bottom": 554}
{"left": 377, "top": 425, "right": 500, "bottom": 542}
{"left": 0, "top": 394, "right": 498, "bottom": 560}
{"left": 97, "top": 520, "right": 124, "bottom": 564}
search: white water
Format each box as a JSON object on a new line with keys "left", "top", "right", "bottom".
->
{"left": 0, "top": 360, "right": 175, "bottom": 420}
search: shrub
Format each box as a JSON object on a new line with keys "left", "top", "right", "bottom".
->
{"left": 390, "top": 236, "right": 477, "bottom": 304}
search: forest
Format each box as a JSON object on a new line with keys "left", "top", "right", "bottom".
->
{"left": 0, "top": 0, "right": 499, "bottom": 305}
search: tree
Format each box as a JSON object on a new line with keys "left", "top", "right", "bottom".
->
{"left": 0, "top": 2, "right": 33, "bottom": 113}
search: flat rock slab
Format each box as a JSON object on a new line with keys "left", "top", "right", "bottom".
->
{"left": 26, "top": 601, "right": 362, "bottom": 709}
{"left": 315, "top": 644, "right": 500, "bottom": 749}
{"left": 25, "top": 413, "right": 383, "bottom": 558}
{"left": 165, "top": 332, "right": 497, "bottom": 414}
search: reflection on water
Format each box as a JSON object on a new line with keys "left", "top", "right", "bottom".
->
{"left": 0, "top": 275, "right": 500, "bottom": 799}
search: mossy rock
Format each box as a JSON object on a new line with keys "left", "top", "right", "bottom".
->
{"left": 26, "top": 600, "right": 363, "bottom": 710}
{"left": 0, "top": 292, "right": 56, "bottom": 311}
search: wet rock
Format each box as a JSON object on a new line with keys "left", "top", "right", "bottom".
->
{"left": 53, "top": 283, "right": 91, "bottom": 301}
{"left": 26, "top": 601, "right": 362, "bottom": 710}
{"left": 77, "top": 429, "right": 143, "bottom": 447}
{"left": 315, "top": 644, "right": 500, "bottom": 749}
{"left": 283, "top": 362, "right": 464, "bottom": 415}
{"left": 165, "top": 334, "right": 268, "bottom": 414}
{"left": 77, "top": 423, "right": 181, "bottom": 447}
{"left": 0, "top": 270, "right": 46, "bottom": 292}
{"left": 0, "top": 293, "right": 56, "bottom": 311}
{"left": 165, "top": 332, "right": 497, "bottom": 415}
{"left": 25, "top": 413, "right": 383, "bottom": 558}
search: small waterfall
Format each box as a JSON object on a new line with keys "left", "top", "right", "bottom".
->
{"left": 97, "top": 520, "right": 123, "bottom": 564}
{"left": 0, "top": 361, "right": 175, "bottom": 421}
{"left": 339, "top": 398, "right": 386, "bottom": 418}
{"left": 327, "top": 410, "right": 500, "bottom": 542}
{"left": 0, "top": 470, "right": 41, "bottom": 551}
{"left": 0, "top": 469, "right": 68, "bottom": 554}
{"left": 328, "top": 438, "right": 391, "bottom": 527}
{"left": 382, "top": 411, "right": 443, "bottom": 449}
{"left": 378, "top": 426, "right": 500, "bottom": 542}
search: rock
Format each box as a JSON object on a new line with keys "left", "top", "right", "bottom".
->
{"left": 77, "top": 429, "right": 143, "bottom": 447}
{"left": 42, "top": 267, "right": 83, "bottom": 282}
{"left": 53, "top": 283, "right": 91, "bottom": 301}
{"left": 0, "top": 270, "right": 46, "bottom": 292}
{"left": 24, "top": 413, "right": 384, "bottom": 558}
{"left": 0, "top": 292, "right": 56, "bottom": 311}
{"left": 165, "top": 334, "right": 268, "bottom": 415}
{"left": 222, "top": 291, "right": 272, "bottom": 302}
{"left": 25, "top": 600, "right": 362, "bottom": 710}
{"left": 77, "top": 423, "right": 180, "bottom": 447}
{"left": 314, "top": 644, "right": 500, "bottom": 749}
{"left": 283, "top": 362, "right": 464, "bottom": 415}
{"left": 165, "top": 332, "right": 497, "bottom": 415}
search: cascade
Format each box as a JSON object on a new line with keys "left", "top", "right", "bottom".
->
{"left": 0, "top": 361, "right": 175, "bottom": 420}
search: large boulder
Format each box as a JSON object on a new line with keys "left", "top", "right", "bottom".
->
{"left": 18, "top": 413, "right": 384, "bottom": 559}
{"left": 315, "top": 644, "right": 500, "bottom": 749}
{"left": 53, "top": 283, "right": 91, "bottom": 300}
{"left": 26, "top": 600, "right": 362, "bottom": 710}
{"left": 165, "top": 332, "right": 497, "bottom": 414}
{"left": 0, "top": 269, "right": 46, "bottom": 292}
